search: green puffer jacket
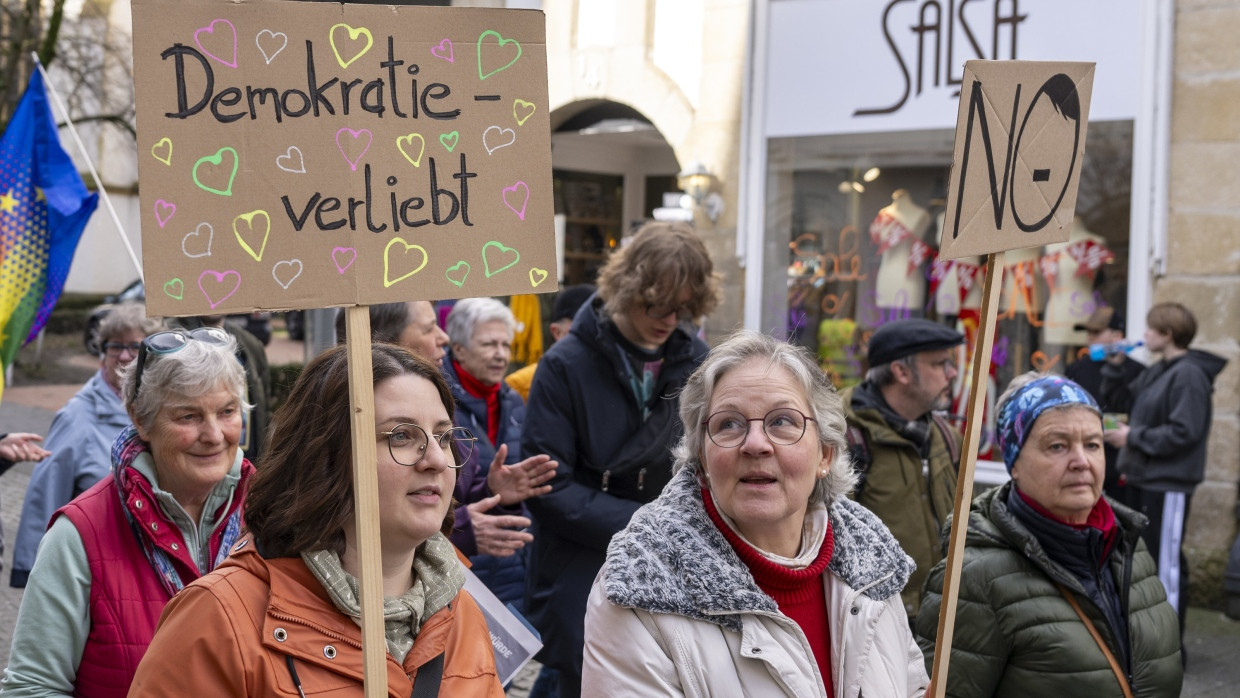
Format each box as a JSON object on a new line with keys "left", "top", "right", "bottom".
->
{"left": 915, "top": 483, "right": 1183, "bottom": 698}
{"left": 842, "top": 386, "right": 959, "bottom": 617}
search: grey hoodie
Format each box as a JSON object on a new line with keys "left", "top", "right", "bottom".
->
{"left": 1117, "top": 348, "right": 1228, "bottom": 492}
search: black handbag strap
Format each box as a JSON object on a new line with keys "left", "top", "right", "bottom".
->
{"left": 410, "top": 651, "right": 445, "bottom": 698}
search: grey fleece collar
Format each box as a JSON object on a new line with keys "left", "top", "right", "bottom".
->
{"left": 601, "top": 468, "right": 915, "bottom": 632}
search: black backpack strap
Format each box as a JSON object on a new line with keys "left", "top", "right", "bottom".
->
{"left": 411, "top": 651, "right": 445, "bottom": 698}
{"left": 845, "top": 423, "right": 872, "bottom": 500}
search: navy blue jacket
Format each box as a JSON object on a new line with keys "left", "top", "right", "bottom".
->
{"left": 520, "top": 295, "right": 709, "bottom": 680}
{"left": 442, "top": 351, "right": 529, "bottom": 611}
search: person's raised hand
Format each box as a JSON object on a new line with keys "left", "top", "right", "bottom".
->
{"left": 465, "top": 493, "right": 534, "bottom": 557}
{"left": 485, "top": 444, "right": 558, "bottom": 506}
{"left": 0, "top": 433, "right": 51, "bottom": 464}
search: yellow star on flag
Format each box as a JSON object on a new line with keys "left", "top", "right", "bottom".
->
{"left": 35, "top": 187, "right": 45, "bottom": 203}
{"left": 0, "top": 189, "right": 18, "bottom": 214}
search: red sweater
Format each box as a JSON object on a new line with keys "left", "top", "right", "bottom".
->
{"left": 703, "top": 488, "right": 835, "bottom": 697}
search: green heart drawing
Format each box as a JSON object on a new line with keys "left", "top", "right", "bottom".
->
{"left": 163, "top": 278, "right": 184, "bottom": 300}
{"left": 482, "top": 240, "right": 520, "bottom": 278}
{"left": 445, "top": 261, "right": 471, "bottom": 287}
{"left": 439, "top": 131, "right": 459, "bottom": 152}
{"left": 477, "top": 30, "right": 522, "bottom": 80}
{"left": 192, "top": 147, "right": 239, "bottom": 196}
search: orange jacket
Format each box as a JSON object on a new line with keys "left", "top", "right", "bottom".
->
{"left": 129, "top": 539, "right": 504, "bottom": 697}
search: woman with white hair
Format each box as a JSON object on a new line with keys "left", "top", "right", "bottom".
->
{"left": 582, "top": 330, "right": 927, "bottom": 697}
{"left": 443, "top": 297, "right": 539, "bottom": 612}
{"left": 2, "top": 327, "right": 253, "bottom": 696}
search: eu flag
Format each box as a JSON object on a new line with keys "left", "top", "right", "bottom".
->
{"left": 0, "top": 69, "right": 98, "bottom": 399}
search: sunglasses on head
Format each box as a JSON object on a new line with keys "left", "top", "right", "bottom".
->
{"left": 133, "top": 327, "right": 231, "bottom": 398}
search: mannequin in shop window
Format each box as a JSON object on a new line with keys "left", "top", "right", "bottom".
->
{"left": 1042, "top": 217, "right": 1112, "bottom": 348}
{"left": 932, "top": 212, "right": 983, "bottom": 322}
{"left": 870, "top": 190, "right": 930, "bottom": 318}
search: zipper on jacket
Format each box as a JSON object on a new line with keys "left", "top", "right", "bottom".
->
{"left": 601, "top": 471, "right": 610, "bottom": 492}
{"left": 923, "top": 458, "right": 941, "bottom": 530}
{"left": 269, "top": 610, "right": 364, "bottom": 651}
{"left": 637, "top": 468, "right": 646, "bottom": 491}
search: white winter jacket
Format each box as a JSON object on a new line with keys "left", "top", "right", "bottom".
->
{"left": 582, "top": 468, "right": 928, "bottom": 698}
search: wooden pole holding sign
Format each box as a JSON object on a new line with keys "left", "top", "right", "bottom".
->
{"left": 928, "top": 59, "right": 1094, "bottom": 697}
{"left": 927, "top": 250, "right": 1002, "bottom": 694}
{"left": 345, "top": 306, "right": 386, "bottom": 697}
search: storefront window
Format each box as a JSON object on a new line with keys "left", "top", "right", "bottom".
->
{"left": 764, "top": 121, "right": 1133, "bottom": 456}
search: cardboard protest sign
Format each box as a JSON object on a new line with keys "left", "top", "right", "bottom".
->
{"left": 131, "top": 0, "right": 555, "bottom": 317}
{"left": 939, "top": 61, "right": 1094, "bottom": 261}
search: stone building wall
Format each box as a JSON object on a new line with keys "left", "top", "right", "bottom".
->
{"left": 1170, "top": 0, "right": 1240, "bottom": 605}
{"left": 542, "top": 0, "right": 748, "bottom": 345}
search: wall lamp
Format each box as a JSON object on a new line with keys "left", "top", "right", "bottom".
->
{"left": 678, "top": 161, "right": 724, "bottom": 223}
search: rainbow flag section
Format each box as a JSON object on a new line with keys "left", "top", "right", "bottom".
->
{"left": 0, "top": 69, "right": 98, "bottom": 400}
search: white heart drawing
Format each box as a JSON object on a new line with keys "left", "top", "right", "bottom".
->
{"left": 272, "top": 259, "right": 304, "bottom": 290}
{"left": 482, "top": 125, "right": 517, "bottom": 155}
{"left": 276, "top": 146, "right": 305, "bottom": 174}
{"left": 181, "top": 222, "right": 213, "bottom": 258}
{"left": 256, "top": 29, "right": 288, "bottom": 65}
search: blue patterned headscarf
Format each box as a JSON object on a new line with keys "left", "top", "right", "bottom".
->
{"left": 997, "top": 375, "right": 1100, "bottom": 472}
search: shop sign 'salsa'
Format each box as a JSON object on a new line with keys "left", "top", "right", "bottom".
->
{"left": 939, "top": 60, "right": 1095, "bottom": 261}
{"left": 131, "top": 0, "right": 556, "bottom": 317}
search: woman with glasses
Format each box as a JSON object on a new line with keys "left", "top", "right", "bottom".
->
{"left": 581, "top": 331, "right": 927, "bottom": 697}
{"left": 129, "top": 344, "right": 504, "bottom": 696}
{"left": 10, "top": 301, "right": 165, "bottom": 588}
{"left": 3, "top": 326, "right": 250, "bottom": 697}
{"left": 522, "top": 221, "right": 720, "bottom": 697}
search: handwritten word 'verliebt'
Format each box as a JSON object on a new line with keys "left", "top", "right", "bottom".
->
{"left": 282, "top": 157, "right": 477, "bottom": 233}
{"left": 161, "top": 37, "right": 460, "bottom": 124}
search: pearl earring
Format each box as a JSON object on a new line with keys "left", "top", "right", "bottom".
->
{"left": 818, "top": 469, "right": 827, "bottom": 478}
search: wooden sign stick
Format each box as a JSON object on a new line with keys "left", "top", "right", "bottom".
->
{"left": 345, "top": 305, "right": 386, "bottom": 697}
{"left": 927, "top": 250, "right": 1005, "bottom": 697}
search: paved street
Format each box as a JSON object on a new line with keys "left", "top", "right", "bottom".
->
{"left": 0, "top": 339, "right": 1237, "bottom": 694}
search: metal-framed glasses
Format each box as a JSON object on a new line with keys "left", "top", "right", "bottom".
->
{"left": 703, "top": 408, "right": 817, "bottom": 448}
{"left": 103, "top": 341, "right": 142, "bottom": 357}
{"left": 644, "top": 303, "right": 694, "bottom": 321}
{"left": 378, "top": 423, "right": 476, "bottom": 468}
{"left": 133, "top": 327, "right": 231, "bottom": 398}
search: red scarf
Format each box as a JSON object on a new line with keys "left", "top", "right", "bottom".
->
{"left": 702, "top": 488, "right": 835, "bottom": 697}
{"left": 453, "top": 359, "right": 501, "bottom": 447}
{"left": 1016, "top": 488, "right": 1119, "bottom": 558}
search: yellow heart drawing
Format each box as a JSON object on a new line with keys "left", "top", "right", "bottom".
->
{"left": 384, "top": 238, "right": 429, "bottom": 287}
{"left": 529, "top": 267, "right": 549, "bottom": 288}
{"left": 151, "top": 137, "right": 173, "bottom": 166}
{"left": 513, "top": 99, "right": 536, "bottom": 127}
{"left": 233, "top": 210, "right": 271, "bottom": 262}
{"left": 329, "top": 23, "right": 373, "bottom": 69}
{"left": 396, "top": 133, "right": 426, "bottom": 168}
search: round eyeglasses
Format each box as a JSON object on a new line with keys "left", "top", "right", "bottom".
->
{"left": 133, "top": 327, "right": 231, "bottom": 398}
{"left": 703, "top": 408, "right": 817, "bottom": 448}
{"left": 378, "top": 423, "right": 476, "bottom": 468}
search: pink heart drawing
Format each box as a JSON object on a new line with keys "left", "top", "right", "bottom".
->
{"left": 332, "top": 246, "right": 357, "bottom": 274}
{"left": 197, "top": 269, "right": 242, "bottom": 309}
{"left": 335, "top": 127, "right": 373, "bottom": 171}
{"left": 154, "top": 199, "right": 176, "bottom": 228}
{"left": 431, "top": 38, "right": 454, "bottom": 63}
{"left": 502, "top": 181, "right": 530, "bottom": 220}
{"left": 194, "top": 19, "right": 239, "bottom": 69}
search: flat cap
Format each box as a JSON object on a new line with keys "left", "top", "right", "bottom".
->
{"left": 1073, "top": 305, "right": 1125, "bottom": 333}
{"left": 867, "top": 319, "right": 965, "bottom": 367}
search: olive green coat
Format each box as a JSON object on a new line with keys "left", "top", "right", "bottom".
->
{"left": 915, "top": 484, "right": 1182, "bottom": 698}
{"left": 842, "top": 386, "right": 959, "bottom": 617}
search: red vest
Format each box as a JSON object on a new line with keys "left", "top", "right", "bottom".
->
{"left": 54, "top": 463, "right": 251, "bottom": 697}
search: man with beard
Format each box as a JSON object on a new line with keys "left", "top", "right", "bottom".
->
{"left": 842, "top": 319, "right": 964, "bottom": 618}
